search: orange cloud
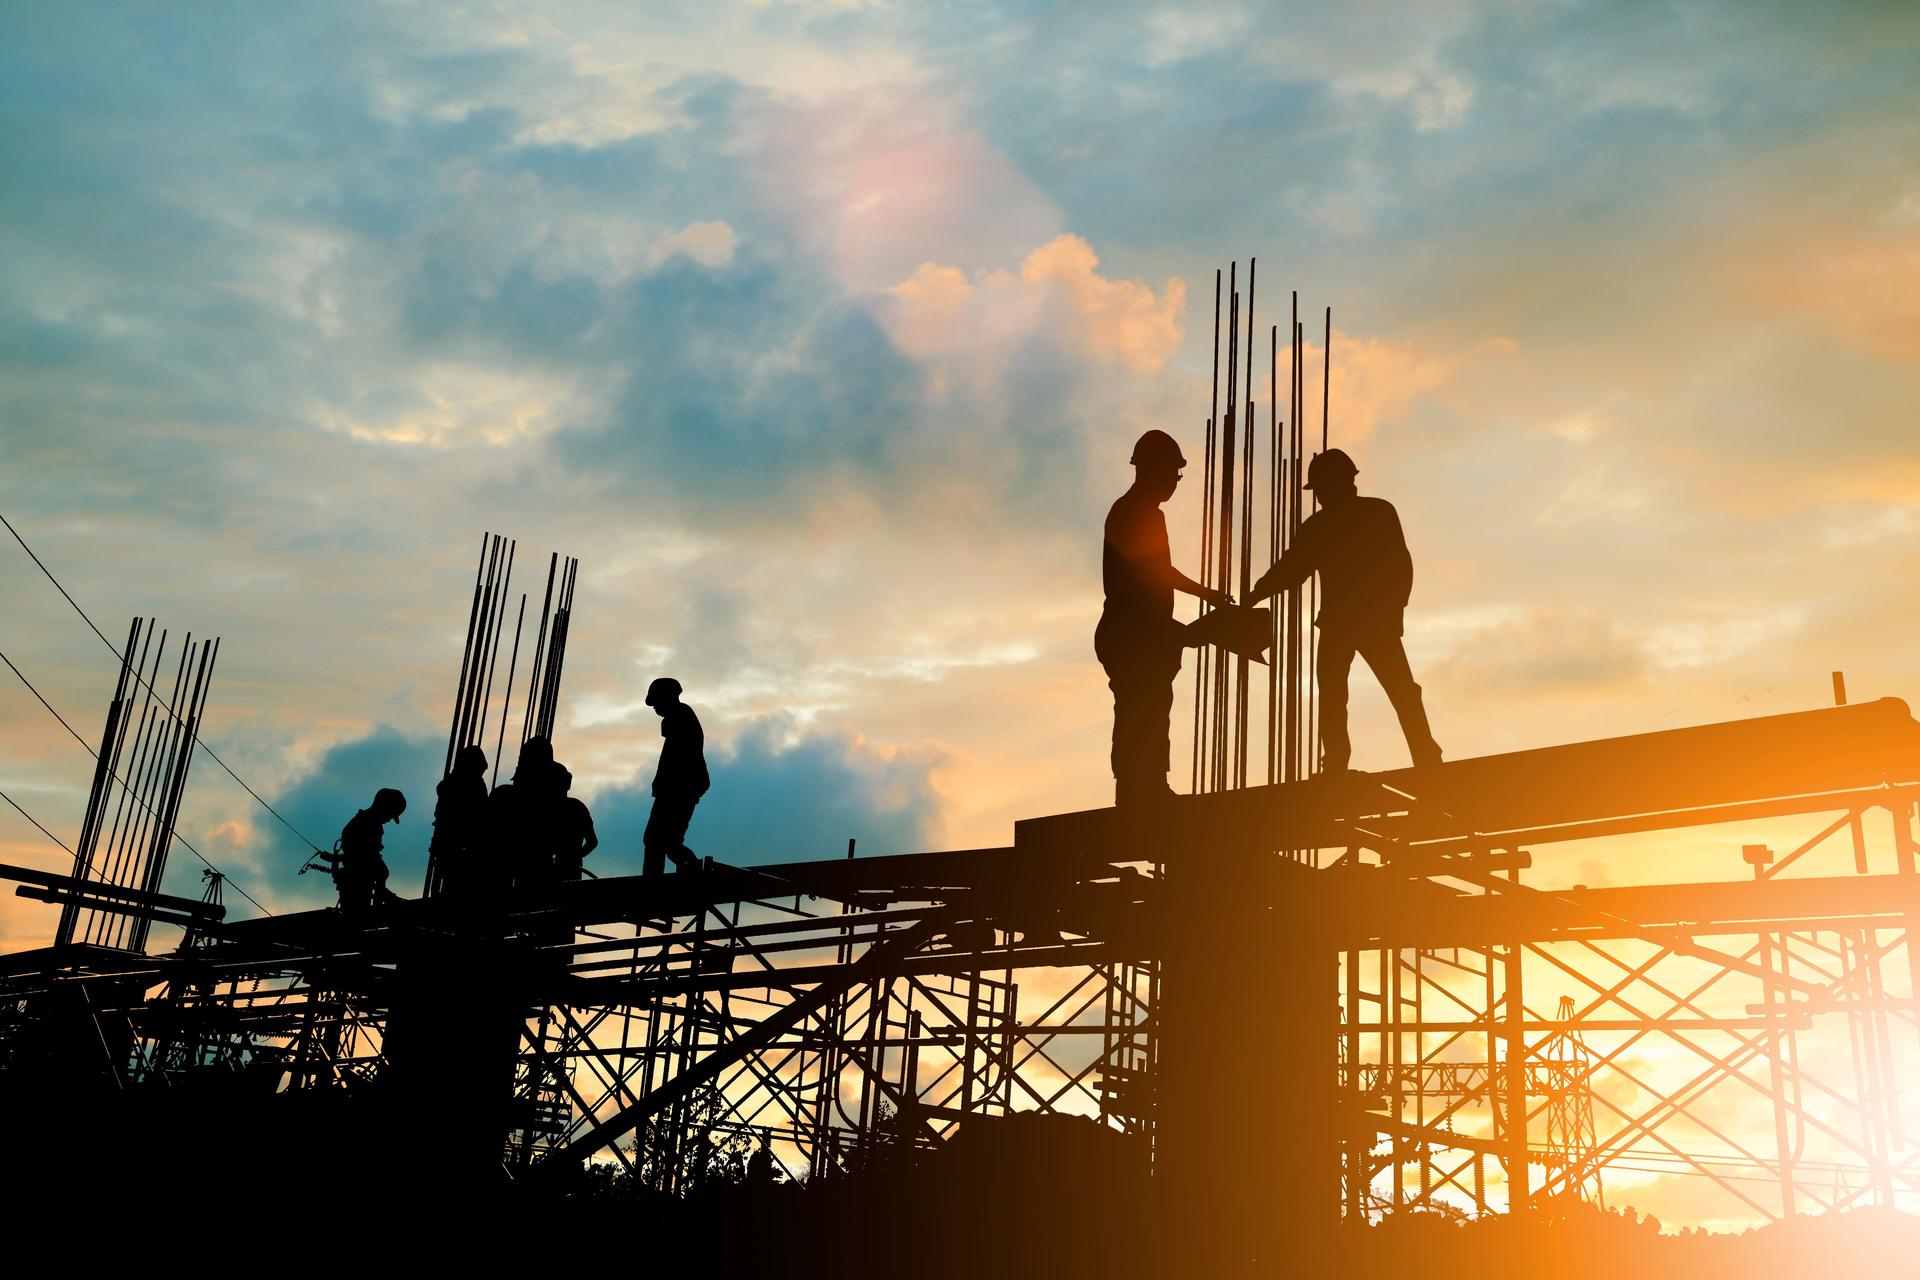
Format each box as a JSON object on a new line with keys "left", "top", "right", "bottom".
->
{"left": 1750, "top": 230, "right": 1920, "bottom": 365}
{"left": 1017, "top": 236, "right": 1187, "bottom": 372}
{"left": 885, "top": 234, "right": 1186, "bottom": 374}
{"left": 1289, "top": 328, "right": 1457, "bottom": 444}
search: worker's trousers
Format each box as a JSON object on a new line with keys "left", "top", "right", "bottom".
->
{"left": 643, "top": 794, "right": 701, "bottom": 877}
{"left": 334, "top": 857, "right": 390, "bottom": 915}
{"left": 1107, "top": 664, "right": 1179, "bottom": 805}
{"left": 1317, "top": 633, "right": 1442, "bottom": 772}
{"left": 1096, "top": 611, "right": 1187, "bottom": 806}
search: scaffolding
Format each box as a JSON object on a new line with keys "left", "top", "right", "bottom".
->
{"left": 2, "top": 512, "right": 1918, "bottom": 1268}
{"left": 2, "top": 696, "right": 1914, "bottom": 1246}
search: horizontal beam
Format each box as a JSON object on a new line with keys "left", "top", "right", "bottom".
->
{"left": 0, "top": 861, "right": 223, "bottom": 920}
{"left": 1344, "top": 873, "right": 1920, "bottom": 949}
{"left": 1017, "top": 699, "right": 1920, "bottom": 860}
{"left": 565, "top": 938, "right": 1118, "bottom": 1002}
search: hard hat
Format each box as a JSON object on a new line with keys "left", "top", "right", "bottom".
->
{"left": 374, "top": 787, "right": 406, "bottom": 820}
{"left": 645, "top": 677, "right": 683, "bottom": 707}
{"left": 1129, "top": 429, "right": 1187, "bottom": 471}
{"left": 1303, "top": 448, "right": 1358, "bottom": 490}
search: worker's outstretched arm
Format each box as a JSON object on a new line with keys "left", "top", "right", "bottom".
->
{"left": 1171, "top": 567, "right": 1231, "bottom": 608}
{"left": 1248, "top": 543, "right": 1315, "bottom": 603}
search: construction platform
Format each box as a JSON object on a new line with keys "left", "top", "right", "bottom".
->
{"left": 3, "top": 697, "right": 1918, "bottom": 1263}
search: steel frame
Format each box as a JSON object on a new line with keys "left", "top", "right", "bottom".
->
{"left": 1340, "top": 792, "right": 1920, "bottom": 1221}
{"left": 3, "top": 701, "right": 1919, "bottom": 1250}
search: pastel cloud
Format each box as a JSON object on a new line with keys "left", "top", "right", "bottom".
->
{"left": 1750, "top": 229, "right": 1920, "bottom": 367}
{"left": 885, "top": 235, "right": 1186, "bottom": 375}
{"left": 752, "top": 93, "right": 1065, "bottom": 292}
{"left": 313, "top": 362, "right": 597, "bottom": 449}
{"left": 1290, "top": 329, "right": 1459, "bottom": 446}
{"left": 2, "top": 6, "right": 1919, "bottom": 1232}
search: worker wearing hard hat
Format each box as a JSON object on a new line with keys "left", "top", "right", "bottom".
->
{"left": 325, "top": 787, "right": 406, "bottom": 914}
{"left": 643, "top": 676, "right": 709, "bottom": 876}
{"left": 1248, "top": 449, "right": 1442, "bottom": 773}
{"left": 1096, "top": 429, "right": 1232, "bottom": 806}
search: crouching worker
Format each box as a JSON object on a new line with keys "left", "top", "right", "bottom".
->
{"left": 324, "top": 787, "right": 406, "bottom": 915}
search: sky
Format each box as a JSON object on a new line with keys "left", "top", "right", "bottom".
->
{"left": 3, "top": 0, "right": 1918, "bottom": 920}
{"left": 1, "top": 0, "right": 1917, "bottom": 1231}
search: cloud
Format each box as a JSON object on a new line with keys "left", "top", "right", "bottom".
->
{"left": 246, "top": 714, "right": 944, "bottom": 896}
{"left": 1747, "top": 228, "right": 1920, "bottom": 367}
{"left": 579, "top": 717, "right": 946, "bottom": 869}
{"left": 313, "top": 361, "right": 597, "bottom": 448}
{"left": 549, "top": 248, "right": 928, "bottom": 514}
{"left": 885, "top": 234, "right": 1187, "bottom": 374}
{"left": 258, "top": 726, "right": 447, "bottom": 907}
{"left": 1292, "top": 328, "right": 1458, "bottom": 446}
{"left": 749, "top": 91, "right": 1065, "bottom": 292}
{"left": 650, "top": 220, "right": 739, "bottom": 269}
{"left": 1425, "top": 607, "right": 1649, "bottom": 698}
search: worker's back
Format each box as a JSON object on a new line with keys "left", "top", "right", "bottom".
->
{"left": 1299, "top": 495, "right": 1412, "bottom": 639}
{"left": 432, "top": 771, "right": 486, "bottom": 854}
{"left": 655, "top": 702, "right": 709, "bottom": 799}
{"left": 338, "top": 808, "right": 384, "bottom": 869}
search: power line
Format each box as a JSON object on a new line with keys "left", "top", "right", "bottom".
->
{"left": 0, "top": 509, "right": 326, "bottom": 857}
{"left": 0, "top": 649, "right": 94, "bottom": 753}
{"left": 0, "top": 785, "right": 76, "bottom": 856}
{"left": 0, "top": 641, "right": 273, "bottom": 917}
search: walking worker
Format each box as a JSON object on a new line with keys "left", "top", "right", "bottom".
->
{"left": 643, "top": 677, "right": 709, "bottom": 876}
{"left": 1095, "top": 429, "right": 1231, "bottom": 807}
{"left": 1247, "top": 448, "right": 1442, "bottom": 773}
{"left": 327, "top": 787, "right": 406, "bottom": 915}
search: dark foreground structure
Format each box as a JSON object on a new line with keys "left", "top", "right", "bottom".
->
{"left": 3, "top": 694, "right": 1918, "bottom": 1271}
{"left": 3, "top": 276, "right": 1916, "bottom": 1268}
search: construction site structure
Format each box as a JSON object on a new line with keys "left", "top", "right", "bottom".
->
{"left": 1, "top": 689, "right": 1915, "bottom": 1263}
{"left": 2, "top": 271, "right": 1918, "bottom": 1264}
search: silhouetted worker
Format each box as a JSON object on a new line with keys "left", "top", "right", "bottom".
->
{"left": 488, "top": 736, "right": 556, "bottom": 894}
{"left": 551, "top": 764, "right": 598, "bottom": 882}
{"left": 643, "top": 677, "right": 709, "bottom": 876}
{"left": 1096, "top": 429, "right": 1229, "bottom": 806}
{"left": 429, "top": 744, "right": 488, "bottom": 899}
{"left": 328, "top": 787, "right": 405, "bottom": 915}
{"left": 1249, "top": 449, "right": 1442, "bottom": 773}
{"left": 747, "top": 1139, "right": 781, "bottom": 1187}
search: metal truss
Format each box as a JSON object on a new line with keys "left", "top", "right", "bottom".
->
{"left": 3, "top": 696, "right": 1918, "bottom": 1259}
{"left": 1338, "top": 791, "right": 1920, "bottom": 1224}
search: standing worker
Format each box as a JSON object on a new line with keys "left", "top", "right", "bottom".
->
{"left": 1248, "top": 448, "right": 1442, "bottom": 773}
{"left": 643, "top": 677, "right": 709, "bottom": 875}
{"left": 550, "top": 764, "right": 598, "bottom": 883}
{"left": 326, "top": 787, "right": 406, "bottom": 915}
{"left": 427, "top": 745, "right": 488, "bottom": 900}
{"left": 1096, "top": 429, "right": 1230, "bottom": 807}
{"left": 488, "top": 735, "right": 557, "bottom": 894}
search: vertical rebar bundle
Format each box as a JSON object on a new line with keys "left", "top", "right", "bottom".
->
{"left": 427, "top": 534, "right": 578, "bottom": 897}
{"left": 445, "top": 532, "right": 518, "bottom": 779}
{"left": 523, "top": 550, "right": 579, "bottom": 746}
{"left": 56, "top": 616, "right": 218, "bottom": 952}
{"left": 1188, "top": 262, "right": 1334, "bottom": 799}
